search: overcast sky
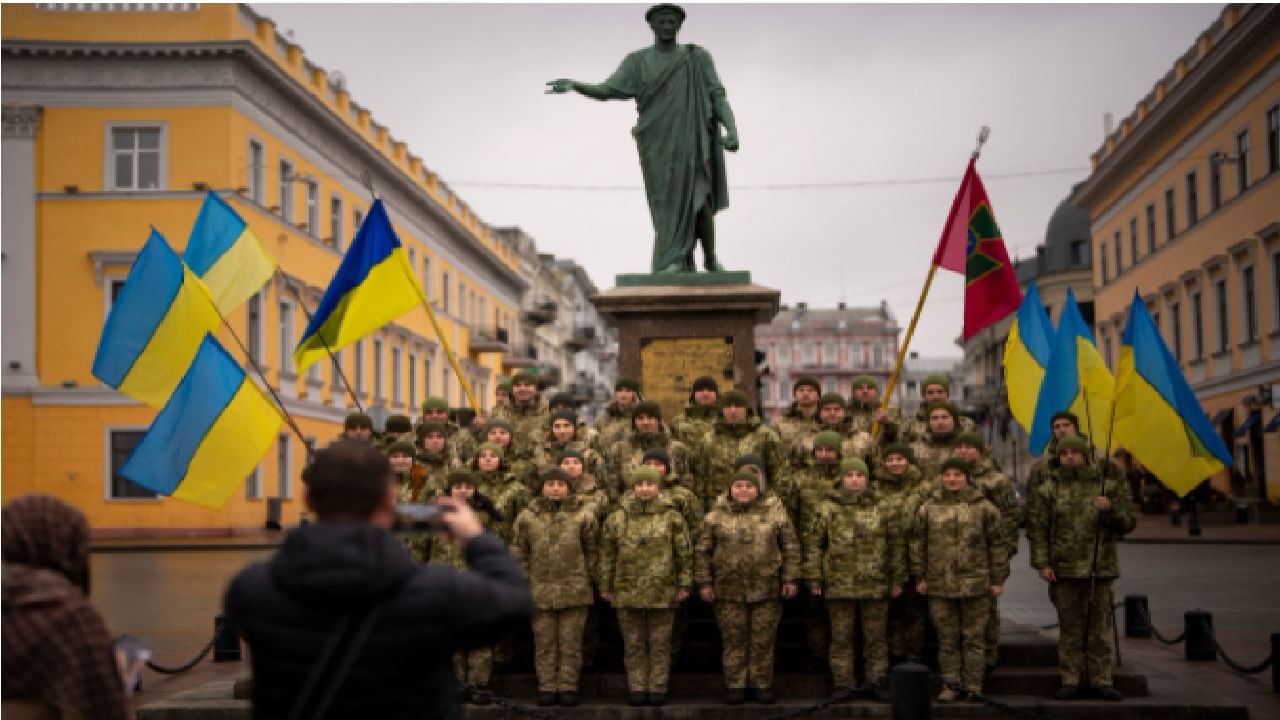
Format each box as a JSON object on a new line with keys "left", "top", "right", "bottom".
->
{"left": 256, "top": 2, "right": 1221, "bottom": 358}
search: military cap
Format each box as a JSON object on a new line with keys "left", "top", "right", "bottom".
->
{"left": 615, "top": 376, "right": 642, "bottom": 392}
{"left": 925, "top": 400, "right": 960, "bottom": 422}
{"left": 720, "top": 389, "right": 750, "bottom": 407}
{"left": 416, "top": 422, "right": 447, "bottom": 441}
{"left": 447, "top": 470, "right": 476, "bottom": 489}
{"left": 384, "top": 414, "right": 413, "bottom": 434}
{"left": 633, "top": 400, "right": 663, "bottom": 421}
{"left": 548, "top": 392, "right": 575, "bottom": 409}
{"left": 839, "top": 457, "right": 869, "bottom": 477}
{"left": 550, "top": 408, "right": 579, "bottom": 426}
{"left": 475, "top": 441, "right": 505, "bottom": 459}
{"left": 954, "top": 432, "right": 986, "bottom": 452}
{"left": 818, "top": 392, "right": 847, "bottom": 409}
{"left": 1051, "top": 411, "right": 1080, "bottom": 430}
{"left": 344, "top": 412, "right": 373, "bottom": 430}
{"left": 422, "top": 396, "right": 450, "bottom": 413}
{"left": 510, "top": 371, "right": 538, "bottom": 387}
{"left": 812, "top": 431, "right": 843, "bottom": 453}
{"left": 628, "top": 466, "right": 662, "bottom": 487}
{"left": 483, "top": 419, "right": 515, "bottom": 437}
{"left": 729, "top": 469, "right": 761, "bottom": 492}
{"left": 497, "top": 380, "right": 513, "bottom": 393}
{"left": 850, "top": 374, "right": 880, "bottom": 390}
{"left": 557, "top": 448, "right": 586, "bottom": 465}
{"left": 883, "top": 443, "right": 915, "bottom": 464}
{"left": 939, "top": 457, "right": 972, "bottom": 479}
{"left": 792, "top": 375, "right": 821, "bottom": 394}
{"left": 1057, "top": 436, "right": 1089, "bottom": 455}
{"left": 641, "top": 446, "right": 671, "bottom": 470}
{"left": 734, "top": 453, "right": 764, "bottom": 472}
{"left": 386, "top": 440, "right": 417, "bottom": 458}
{"left": 691, "top": 376, "right": 719, "bottom": 393}
{"left": 538, "top": 468, "right": 571, "bottom": 492}
{"left": 922, "top": 374, "right": 951, "bottom": 392}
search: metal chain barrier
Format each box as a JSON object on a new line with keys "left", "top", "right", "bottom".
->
{"left": 1212, "top": 636, "right": 1275, "bottom": 674}
{"left": 757, "top": 681, "right": 875, "bottom": 720}
{"left": 1135, "top": 602, "right": 1185, "bottom": 646}
{"left": 459, "top": 684, "right": 567, "bottom": 720}
{"left": 968, "top": 690, "right": 1047, "bottom": 719}
{"left": 144, "top": 635, "right": 217, "bottom": 675}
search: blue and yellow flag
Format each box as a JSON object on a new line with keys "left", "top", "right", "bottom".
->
{"left": 1113, "top": 291, "right": 1231, "bottom": 496}
{"left": 92, "top": 230, "right": 222, "bottom": 408}
{"left": 1003, "top": 281, "right": 1055, "bottom": 433}
{"left": 294, "top": 199, "right": 423, "bottom": 373}
{"left": 184, "top": 191, "right": 276, "bottom": 314}
{"left": 1029, "top": 288, "right": 1114, "bottom": 455}
{"left": 121, "top": 334, "right": 283, "bottom": 508}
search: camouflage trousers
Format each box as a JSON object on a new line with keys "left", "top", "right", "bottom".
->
{"left": 888, "top": 582, "right": 927, "bottom": 660}
{"left": 1049, "top": 579, "right": 1114, "bottom": 688}
{"left": 804, "top": 591, "right": 830, "bottom": 662}
{"left": 532, "top": 606, "right": 589, "bottom": 692}
{"left": 986, "top": 595, "right": 1001, "bottom": 666}
{"left": 616, "top": 608, "right": 675, "bottom": 693}
{"left": 929, "top": 595, "right": 991, "bottom": 692}
{"left": 453, "top": 647, "right": 493, "bottom": 687}
{"left": 713, "top": 599, "right": 783, "bottom": 690}
{"left": 827, "top": 599, "right": 889, "bottom": 688}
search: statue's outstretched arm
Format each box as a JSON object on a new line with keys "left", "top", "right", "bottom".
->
{"left": 545, "top": 79, "right": 627, "bottom": 101}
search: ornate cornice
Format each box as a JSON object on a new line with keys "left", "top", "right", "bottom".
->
{"left": 1, "top": 105, "right": 40, "bottom": 138}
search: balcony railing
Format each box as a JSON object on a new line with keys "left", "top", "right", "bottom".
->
{"left": 522, "top": 300, "right": 557, "bottom": 326}
{"left": 469, "top": 325, "right": 510, "bottom": 353}
{"left": 502, "top": 343, "right": 538, "bottom": 370}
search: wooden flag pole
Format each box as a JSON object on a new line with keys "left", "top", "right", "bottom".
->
{"left": 280, "top": 271, "right": 364, "bottom": 413}
{"left": 873, "top": 126, "right": 990, "bottom": 437}
{"left": 414, "top": 284, "right": 481, "bottom": 415}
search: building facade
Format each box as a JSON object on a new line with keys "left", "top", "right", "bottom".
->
{"left": 756, "top": 302, "right": 901, "bottom": 422}
{"left": 1074, "top": 3, "right": 1280, "bottom": 501}
{"left": 0, "top": 3, "right": 551, "bottom": 533}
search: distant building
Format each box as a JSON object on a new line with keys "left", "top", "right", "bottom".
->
{"left": 756, "top": 302, "right": 900, "bottom": 422}
{"left": 1074, "top": 3, "right": 1280, "bottom": 501}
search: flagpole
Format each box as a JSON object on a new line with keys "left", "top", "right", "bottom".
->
{"left": 280, "top": 271, "right": 364, "bottom": 413}
{"left": 874, "top": 126, "right": 991, "bottom": 436}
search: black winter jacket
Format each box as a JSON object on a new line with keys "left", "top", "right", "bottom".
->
{"left": 224, "top": 523, "right": 531, "bottom": 719}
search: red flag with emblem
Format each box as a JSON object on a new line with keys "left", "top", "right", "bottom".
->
{"left": 933, "top": 159, "right": 1023, "bottom": 340}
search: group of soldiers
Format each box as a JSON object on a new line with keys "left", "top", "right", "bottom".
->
{"left": 337, "top": 368, "right": 1135, "bottom": 707}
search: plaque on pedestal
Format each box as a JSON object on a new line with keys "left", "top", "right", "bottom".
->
{"left": 592, "top": 281, "right": 781, "bottom": 421}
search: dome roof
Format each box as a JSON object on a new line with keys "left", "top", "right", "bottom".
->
{"left": 1039, "top": 194, "right": 1091, "bottom": 273}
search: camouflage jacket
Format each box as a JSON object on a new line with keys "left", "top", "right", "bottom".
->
{"left": 784, "top": 418, "right": 879, "bottom": 473}
{"left": 607, "top": 429, "right": 693, "bottom": 497}
{"left": 899, "top": 403, "right": 977, "bottom": 445}
{"left": 804, "top": 487, "right": 907, "bottom": 599}
{"left": 598, "top": 494, "right": 693, "bottom": 609}
{"left": 572, "top": 473, "right": 613, "bottom": 523}
{"left": 696, "top": 417, "right": 785, "bottom": 507}
{"left": 620, "top": 485, "right": 704, "bottom": 539}
{"left": 413, "top": 420, "right": 476, "bottom": 465}
{"left": 593, "top": 402, "right": 636, "bottom": 459}
{"left": 406, "top": 451, "right": 455, "bottom": 503}
{"left": 772, "top": 403, "right": 822, "bottom": 461}
{"left": 492, "top": 396, "right": 550, "bottom": 461}
{"left": 425, "top": 498, "right": 503, "bottom": 568}
{"left": 970, "top": 457, "right": 1020, "bottom": 557}
{"left": 475, "top": 469, "right": 531, "bottom": 544}
{"left": 512, "top": 495, "right": 600, "bottom": 609}
{"left": 909, "top": 431, "right": 958, "bottom": 482}
{"left": 670, "top": 403, "right": 718, "bottom": 448}
{"left": 533, "top": 437, "right": 604, "bottom": 480}
{"left": 871, "top": 466, "right": 932, "bottom": 537}
{"left": 847, "top": 401, "right": 907, "bottom": 439}
{"left": 911, "top": 486, "right": 1009, "bottom": 598}
{"left": 1025, "top": 433, "right": 1117, "bottom": 498}
{"left": 695, "top": 493, "right": 801, "bottom": 602}
{"left": 778, "top": 459, "right": 843, "bottom": 537}
{"left": 1027, "top": 462, "right": 1135, "bottom": 579}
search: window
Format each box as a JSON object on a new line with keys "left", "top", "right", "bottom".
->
{"left": 1215, "top": 279, "right": 1229, "bottom": 352}
{"left": 1191, "top": 291, "right": 1204, "bottom": 360}
{"left": 442, "top": 272, "right": 451, "bottom": 313}
{"left": 1236, "top": 130, "right": 1251, "bottom": 193}
{"left": 307, "top": 353, "right": 321, "bottom": 386}
{"left": 424, "top": 354, "right": 433, "bottom": 399}
{"left": 760, "top": 382, "right": 771, "bottom": 403}
{"left": 802, "top": 342, "right": 816, "bottom": 365}
{"left": 1145, "top": 203, "right": 1157, "bottom": 253}
{"left": 777, "top": 343, "right": 790, "bottom": 366}
{"left": 248, "top": 139, "right": 264, "bottom": 203}
{"left": 873, "top": 344, "right": 884, "bottom": 369}
{"left": 279, "top": 159, "right": 294, "bottom": 222}
{"left": 824, "top": 377, "right": 837, "bottom": 394}
{"left": 246, "top": 466, "right": 261, "bottom": 500}
{"left": 354, "top": 339, "right": 364, "bottom": 394}
{"left": 277, "top": 433, "right": 292, "bottom": 499}
{"left": 278, "top": 301, "right": 294, "bottom": 374}
{"left": 458, "top": 281, "right": 467, "bottom": 320}
{"left": 479, "top": 297, "right": 487, "bottom": 333}
{"left": 470, "top": 291, "right": 478, "bottom": 329}
{"left": 247, "top": 293, "right": 263, "bottom": 364}
{"left": 105, "top": 277, "right": 127, "bottom": 318}
{"left": 304, "top": 181, "right": 318, "bottom": 233}
{"left": 1129, "top": 218, "right": 1139, "bottom": 263}
{"left": 442, "top": 364, "right": 451, "bottom": 405}
{"left": 1164, "top": 187, "right": 1176, "bottom": 241}
{"left": 823, "top": 342, "right": 836, "bottom": 366}
{"left": 422, "top": 257, "right": 432, "bottom": 300}
{"left": 407, "top": 248, "right": 417, "bottom": 285}
{"left": 1185, "top": 170, "right": 1198, "bottom": 226}
{"left": 108, "top": 430, "right": 157, "bottom": 499}
{"left": 1210, "top": 154, "right": 1223, "bottom": 210}
{"left": 392, "top": 346, "right": 402, "bottom": 406}
{"left": 1267, "top": 105, "right": 1279, "bottom": 174}
{"left": 408, "top": 352, "right": 418, "bottom": 409}
{"left": 352, "top": 207, "right": 365, "bottom": 235}
{"left": 1170, "top": 301, "right": 1183, "bottom": 363}
{"left": 109, "top": 126, "right": 163, "bottom": 190}
{"left": 1069, "top": 240, "right": 1089, "bottom": 266}
{"left": 328, "top": 194, "right": 343, "bottom": 249}
{"left": 1100, "top": 240, "right": 1109, "bottom": 283}
{"left": 331, "top": 350, "right": 346, "bottom": 399}
{"left": 1113, "top": 230, "right": 1122, "bottom": 274}
{"left": 1242, "top": 266, "right": 1258, "bottom": 342}
{"left": 373, "top": 338, "right": 384, "bottom": 400}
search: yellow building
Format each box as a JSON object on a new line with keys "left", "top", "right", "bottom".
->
{"left": 1, "top": 3, "right": 535, "bottom": 535}
{"left": 1074, "top": 4, "right": 1280, "bottom": 502}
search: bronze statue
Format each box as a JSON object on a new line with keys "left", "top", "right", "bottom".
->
{"left": 547, "top": 4, "right": 739, "bottom": 274}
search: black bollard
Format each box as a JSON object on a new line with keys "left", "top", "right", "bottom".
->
{"left": 1184, "top": 609, "right": 1215, "bottom": 661}
{"left": 891, "top": 662, "right": 931, "bottom": 720}
{"left": 1124, "top": 595, "right": 1152, "bottom": 638}
{"left": 213, "top": 613, "right": 241, "bottom": 662}
{"left": 1271, "top": 633, "right": 1279, "bottom": 694}
{"left": 1188, "top": 501, "right": 1202, "bottom": 537}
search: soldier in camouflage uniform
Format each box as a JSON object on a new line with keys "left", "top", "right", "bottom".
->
{"left": 636, "top": 445, "right": 702, "bottom": 669}
{"left": 594, "top": 377, "right": 643, "bottom": 460}
{"left": 418, "top": 396, "right": 476, "bottom": 465}
{"left": 548, "top": 392, "right": 599, "bottom": 448}
{"left": 697, "top": 470, "right": 801, "bottom": 704}
{"left": 1028, "top": 437, "right": 1135, "bottom": 701}
{"left": 911, "top": 458, "right": 1009, "bottom": 702}
{"left": 535, "top": 410, "right": 605, "bottom": 479}
{"left": 609, "top": 402, "right": 693, "bottom": 499}
{"left": 781, "top": 431, "right": 844, "bottom": 534}
{"left": 898, "top": 374, "right": 977, "bottom": 444}
{"left": 952, "top": 433, "right": 1020, "bottom": 669}
{"left": 337, "top": 412, "right": 375, "bottom": 444}
{"left": 805, "top": 458, "right": 906, "bottom": 697}
{"left": 909, "top": 401, "right": 963, "bottom": 481}
{"left": 873, "top": 444, "right": 931, "bottom": 662}
{"left": 847, "top": 374, "right": 907, "bottom": 439}
{"left": 480, "top": 419, "right": 536, "bottom": 490}
{"left": 491, "top": 371, "right": 550, "bottom": 463}
{"left": 785, "top": 394, "right": 879, "bottom": 477}
{"left": 772, "top": 375, "right": 823, "bottom": 460}
{"left": 377, "top": 414, "right": 414, "bottom": 452}
{"left": 671, "top": 375, "right": 721, "bottom": 448}
{"left": 470, "top": 442, "right": 529, "bottom": 545}
{"left": 598, "top": 467, "right": 693, "bottom": 706}
{"left": 389, "top": 440, "right": 431, "bottom": 562}
{"left": 1025, "top": 411, "right": 1120, "bottom": 499}
{"left": 512, "top": 469, "right": 600, "bottom": 707}
{"left": 412, "top": 423, "right": 457, "bottom": 502}
{"left": 495, "top": 379, "right": 512, "bottom": 408}
{"left": 557, "top": 448, "right": 610, "bottom": 521}
{"left": 696, "top": 390, "right": 786, "bottom": 509}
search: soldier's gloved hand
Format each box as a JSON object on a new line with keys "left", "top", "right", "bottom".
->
{"left": 700, "top": 586, "right": 716, "bottom": 603}
{"left": 810, "top": 584, "right": 822, "bottom": 596}
{"left": 915, "top": 581, "right": 927, "bottom": 595}
{"left": 991, "top": 584, "right": 1004, "bottom": 597}
{"left": 600, "top": 591, "right": 615, "bottom": 602}
{"left": 1038, "top": 567, "right": 1056, "bottom": 582}
{"left": 1093, "top": 496, "right": 1112, "bottom": 511}
{"left": 676, "top": 589, "right": 690, "bottom": 602}
{"left": 890, "top": 584, "right": 903, "bottom": 599}
{"left": 781, "top": 582, "right": 797, "bottom": 599}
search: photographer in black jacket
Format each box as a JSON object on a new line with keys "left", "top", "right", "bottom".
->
{"left": 224, "top": 440, "right": 532, "bottom": 719}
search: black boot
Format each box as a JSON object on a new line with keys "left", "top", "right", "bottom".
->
{"left": 559, "top": 691, "right": 580, "bottom": 706}
{"left": 755, "top": 688, "right": 775, "bottom": 704}
{"left": 628, "top": 692, "right": 647, "bottom": 706}
{"left": 536, "top": 691, "right": 556, "bottom": 706}
{"left": 647, "top": 692, "right": 666, "bottom": 706}
{"left": 725, "top": 688, "right": 746, "bottom": 704}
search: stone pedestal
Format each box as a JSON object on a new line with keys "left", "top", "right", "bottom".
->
{"left": 592, "top": 281, "right": 781, "bottom": 421}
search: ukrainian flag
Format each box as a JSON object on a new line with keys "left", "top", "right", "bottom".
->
{"left": 1003, "top": 281, "right": 1055, "bottom": 434}
{"left": 121, "top": 334, "right": 283, "bottom": 508}
{"left": 184, "top": 191, "right": 276, "bottom": 314}
{"left": 294, "top": 199, "right": 423, "bottom": 373}
{"left": 92, "top": 230, "right": 222, "bottom": 408}
{"left": 1029, "top": 288, "right": 1114, "bottom": 455}
{"left": 1113, "top": 291, "right": 1231, "bottom": 496}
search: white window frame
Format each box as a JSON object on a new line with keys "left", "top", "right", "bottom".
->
{"left": 354, "top": 339, "right": 365, "bottom": 395}
{"left": 408, "top": 351, "right": 418, "bottom": 409}
{"left": 247, "top": 291, "right": 264, "bottom": 366}
{"left": 277, "top": 433, "right": 292, "bottom": 500}
{"left": 105, "top": 122, "right": 167, "bottom": 191}
{"left": 329, "top": 193, "right": 344, "bottom": 250}
{"left": 104, "top": 275, "right": 128, "bottom": 321}
{"left": 392, "top": 345, "right": 402, "bottom": 407}
{"left": 104, "top": 426, "right": 160, "bottom": 501}
{"left": 424, "top": 353, "right": 434, "bottom": 400}
{"left": 330, "top": 349, "right": 347, "bottom": 408}
{"left": 802, "top": 342, "right": 815, "bottom": 365}
{"left": 248, "top": 138, "right": 265, "bottom": 204}
{"left": 373, "top": 337, "right": 384, "bottom": 400}
{"left": 352, "top": 207, "right": 365, "bottom": 236}
{"left": 304, "top": 180, "right": 318, "bottom": 235}
{"left": 278, "top": 300, "right": 295, "bottom": 374}
{"left": 822, "top": 342, "right": 836, "bottom": 367}
{"left": 279, "top": 158, "right": 295, "bottom": 222}
{"left": 246, "top": 466, "right": 262, "bottom": 500}
{"left": 422, "top": 256, "right": 432, "bottom": 301}
{"left": 1240, "top": 263, "right": 1258, "bottom": 344}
